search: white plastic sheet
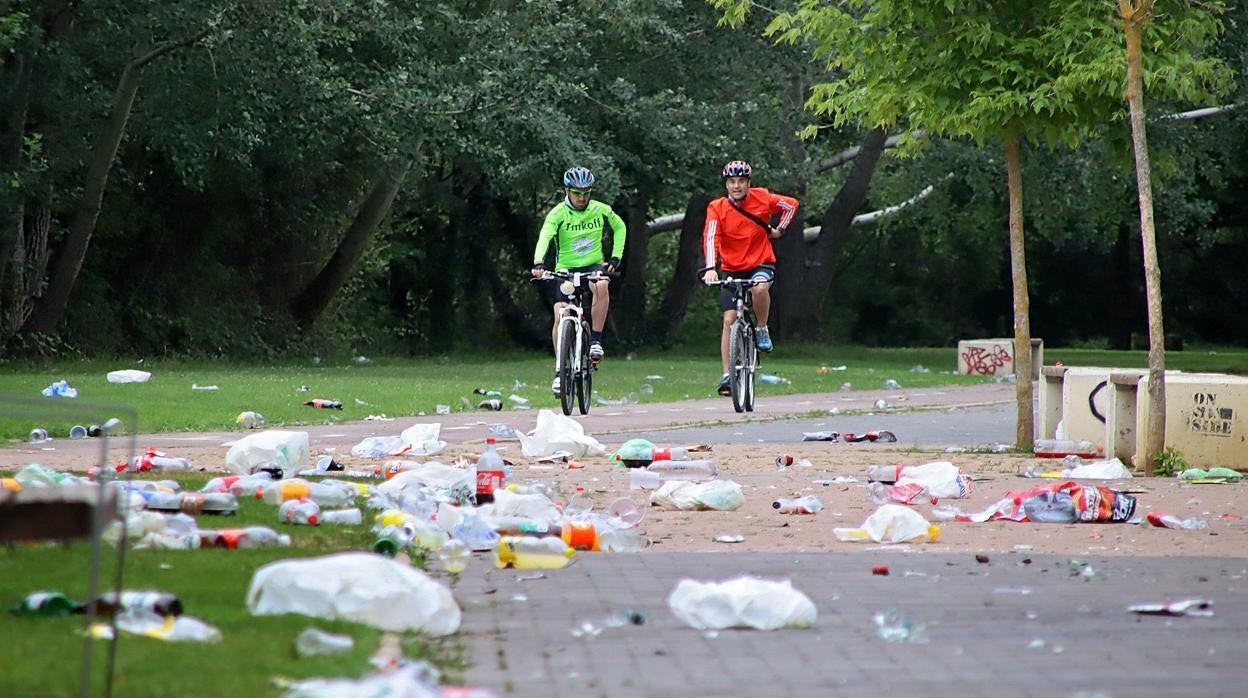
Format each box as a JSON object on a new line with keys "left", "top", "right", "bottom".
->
{"left": 225, "top": 430, "right": 309, "bottom": 478}
{"left": 376, "top": 461, "right": 472, "bottom": 497}
{"left": 351, "top": 424, "right": 446, "bottom": 457}
{"left": 107, "top": 369, "right": 152, "bottom": 383}
{"left": 649, "top": 479, "right": 744, "bottom": 511}
{"left": 282, "top": 664, "right": 438, "bottom": 698}
{"left": 1064, "top": 458, "right": 1133, "bottom": 479}
{"left": 834, "top": 504, "right": 936, "bottom": 543}
{"left": 246, "top": 552, "right": 460, "bottom": 635}
{"left": 488, "top": 488, "right": 561, "bottom": 523}
{"left": 667, "top": 576, "right": 816, "bottom": 630}
{"left": 516, "top": 409, "right": 606, "bottom": 458}
{"left": 895, "top": 461, "right": 973, "bottom": 499}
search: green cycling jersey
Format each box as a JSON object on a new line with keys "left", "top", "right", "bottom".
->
{"left": 533, "top": 198, "right": 627, "bottom": 270}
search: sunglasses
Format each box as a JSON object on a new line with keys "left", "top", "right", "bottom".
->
{"left": 568, "top": 188, "right": 592, "bottom": 196}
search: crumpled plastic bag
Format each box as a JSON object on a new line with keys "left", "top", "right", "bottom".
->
{"left": 41, "top": 380, "right": 78, "bottom": 398}
{"left": 834, "top": 504, "right": 938, "bottom": 543}
{"left": 225, "top": 430, "right": 309, "bottom": 478}
{"left": 667, "top": 576, "right": 816, "bottom": 630}
{"left": 376, "top": 461, "right": 474, "bottom": 503}
{"left": 969, "top": 481, "right": 1137, "bottom": 523}
{"left": 650, "top": 479, "right": 744, "bottom": 511}
{"left": 247, "top": 552, "right": 460, "bottom": 635}
{"left": 895, "top": 461, "right": 973, "bottom": 499}
{"left": 107, "top": 369, "right": 152, "bottom": 383}
{"left": 516, "top": 410, "right": 606, "bottom": 458}
{"left": 1063, "top": 458, "right": 1132, "bottom": 479}
{"left": 282, "top": 663, "right": 439, "bottom": 698}
{"left": 351, "top": 424, "right": 446, "bottom": 457}
{"left": 487, "top": 488, "right": 561, "bottom": 523}
{"left": 89, "top": 609, "right": 221, "bottom": 642}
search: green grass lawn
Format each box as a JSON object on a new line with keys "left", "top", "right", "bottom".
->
{"left": 3, "top": 344, "right": 1246, "bottom": 442}
{"left": 1, "top": 475, "right": 458, "bottom": 698}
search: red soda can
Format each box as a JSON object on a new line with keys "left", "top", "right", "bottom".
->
{"left": 776, "top": 454, "right": 794, "bottom": 468}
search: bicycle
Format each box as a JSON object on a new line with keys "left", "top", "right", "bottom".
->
{"left": 532, "top": 269, "right": 613, "bottom": 416}
{"left": 701, "top": 269, "right": 764, "bottom": 413}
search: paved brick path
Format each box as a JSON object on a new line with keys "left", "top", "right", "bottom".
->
{"left": 455, "top": 552, "right": 1247, "bottom": 697}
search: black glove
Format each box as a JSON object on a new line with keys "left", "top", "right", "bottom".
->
{"left": 607, "top": 257, "right": 621, "bottom": 272}
{"left": 532, "top": 262, "right": 546, "bottom": 270}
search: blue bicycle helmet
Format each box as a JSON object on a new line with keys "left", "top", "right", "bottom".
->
{"left": 721, "top": 160, "right": 753, "bottom": 180}
{"left": 562, "top": 166, "right": 596, "bottom": 189}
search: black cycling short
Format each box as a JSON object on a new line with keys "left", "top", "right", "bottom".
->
{"left": 542, "top": 263, "right": 608, "bottom": 305}
{"left": 719, "top": 264, "right": 775, "bottom": 311}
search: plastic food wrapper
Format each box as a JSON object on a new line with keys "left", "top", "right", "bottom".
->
{"left": 247, "top": 552, "right": 460, "bottom": 635}
{"left": 281, "top": 663, "right": 440, "bottom": 698}
{"left": 834, "top": 504, "right": 939, "bottom": 543}
{"left": 1063, "top": 458, "right": 1132, "bottom": 479}
{"left": 650, "top": 479, "right": 744, "bottom": 511}
{"left": 41, "top": 380, "right": 78, "bottom": 398}
{"left": 667, "top": 576, "right": 816, "bottom": 630}
{"left": 107, "top": 369, "right": 152, "bottom": 383}
{"left": 972, "top": 481, "right": 1137, "bottom": 524}
{"left": 516, "top": 410, "right": 606, "bottom": 458}
{"left": 1176, "top": 467, "right": 1243, "bottom": 481}
{"left": 873, "top": 461, "right": 973, "bottom": 503}
{"left": 225, "top": 430, "right": 310, "bottom": 478}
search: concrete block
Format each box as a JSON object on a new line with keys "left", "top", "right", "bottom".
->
{"left": 957, "top": 338, "right": 1043, "bottom": 381}
{"left": 1038, "top": 365, "right": 1068, "bottom": 440}
{"left": 1135, "top": 373, "right": 1248, "bottom": 470}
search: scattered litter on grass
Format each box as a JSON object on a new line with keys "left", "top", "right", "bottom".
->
{"left": 191, "top": 384, "right": 219, "bottom": 391}
{"left": 41, "top": 380, "right": 78, "bottom": 398}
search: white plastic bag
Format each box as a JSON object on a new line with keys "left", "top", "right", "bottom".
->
{"left": 667, "top": 576, "right": 816, "bottom": 630}
{"left": 376, "top": 461, "right": 473, "bottom": 498}
{"left": 247, "top": 552, "right": 460, "bottom": 635}
{"left": 225, "top": 430, "right": 309, "bottom": 478}
{"left": 1063, "top": 458, "right": 1132, "bottom": 479}
{"left": 398, "top": 423, "right": 447, "bottom": 456}
{"left": 107, "top": 369, "right": 152, "bottom": 384}
{"left": 834, "top": 504, "right": 938, "bottom": 543}
{"left": 650, "top": 480, "right": 744, "bottom": 511}
{"left": 282, "top": 664, "right": 438, "bottom": 698}
{"left": 351, "top": 436, "right": 408, "bottom": 457}
{"left": 487, "top": 488, "right": 562, "bottom": 523}
{"left": 516, "top": 409, "right": 606, "bottom": 458}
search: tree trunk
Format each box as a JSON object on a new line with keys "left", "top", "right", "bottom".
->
{"left": 613, "top": 195, "right": 648, "bottom": 344}
{"left": 290, "top": 159, "right": 412, "bottom": 328}
{"left": 787, "top": 128, "right": 888, "bottom": 338}
{"left": 24, "top": 33, "right": 209, "bottom": 335}
{"left": 646, "top": 192, "right": 708, "bottom": 345}
{"left": 1120, "top": 0, "right": 1165, "bottom": 475}
{"left": 0, "top": 51, "right": 33, "bottom": 305}
{"left": 1004, "top": 133, "right": 1035, "bottom": 450}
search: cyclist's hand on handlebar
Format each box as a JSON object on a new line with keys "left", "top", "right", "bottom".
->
{"left": 768, "top": 226, "right": 783, "bottom": 239}
{"left": 604, "top": 257, "right": 620, "bottom": 274}
{"left": 702, "top": 269, "right": 719, "bottom": 285}
{"left": 530, "top": 263, "right": 547, "bottom": 279}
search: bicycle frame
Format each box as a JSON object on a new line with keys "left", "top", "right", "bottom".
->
{"left": 709, "top": 275, "right": 762, "bottom": 413}
{"left": 542, "top": 270, "right": 605, "bottom": 415}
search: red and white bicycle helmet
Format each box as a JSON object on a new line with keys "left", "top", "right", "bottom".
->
{"left": 721, "top": 160, "right": 753, "bottom": 180}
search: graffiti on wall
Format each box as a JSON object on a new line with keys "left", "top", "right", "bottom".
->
{"left": 961, "top": 343, "right": 1013, "bottom": 376}
{"left": 1185, "top": 392, "right": 1234, "bottom": 437}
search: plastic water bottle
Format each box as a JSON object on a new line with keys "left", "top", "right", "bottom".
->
{"left": 201, "top": 476, "right": 240, "bottom": 494}
{"left": 320, "top": 508, "right": 363, "bottom": 525}
{"left": 563, "top": 488, "right": 594, "bottom": 519}
{"left": 203, "top": 526, "right": 291, "bottom": 549}
{"left": 13, "top": 591, "right": 76, "bottom": 617}
{"left": 495, "top": 536, "right": 575, "bottom": 569}
{"left": 304, "top": 398, "right": 343, "bottom": 409}
{"left": 773, "top": 495, "right": 823, "bottom": 514}
{"left": 279, "top": 499, "right": 321, "bottom": 525}
{"left": 143, "top": 491, "right": 238, "bottom": 515}
{"left": 125, "top": 449, "right": 193, "bottom": 473}
{"left": 438, "top": 539, "right": 471, "bottom": 573}
{"left": 296, "top": 627, "right": 355, "bottom": 657}
{"left": 1033, "top": 438, "right": 1097, "bottom": 458}
{"left": 236, "top": 411, "right": 265, "bottom": 429}
{"left": 1146, "top": 512, "right": 1209, "bottom": 530}
{"left": 646, "top": 459, "right": 717, "bottom": 480}
{"left": 560, "top": 521, "right": 600, "bottom": 551}
{"left": 14, "top": 463, "right": 69, "bottom": 487}
{"left": 258, "top": 480, "right": 354, "bottom": 507}
{"left": 759, "top": 374, "right": 789, "bottom": 385}
{"left": 475, "top": 438, "right": 507, "bottom": 504}
{"left": 80, "top": 591, "right": 183, "bottom": 618}
{"left": 598, "top": 528, "right": 648, "bottom": 553}
{"left": 227, "top": 473, "right": 275, "bottom": 497}
{"left": 492, "top": 517, "right": 556, "bottom": 536}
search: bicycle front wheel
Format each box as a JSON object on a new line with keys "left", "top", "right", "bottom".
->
{"left": 728, "top": 320, "right": 749, "bottom": 413}
{"left": 577, "top": 322, "right": 593, "bottom": 414}
{"left": 557, "top": 322, "right": 576, "bottom": 416}
{"left": 743, "top": 331, "right": 757, "bottom": 412}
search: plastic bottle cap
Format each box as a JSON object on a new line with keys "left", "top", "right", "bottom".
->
{"left": 307, "top": 514, "right": 319, "bottom": 525}
{"left": 487, "top": 437, "right": 496, "bottom": 445}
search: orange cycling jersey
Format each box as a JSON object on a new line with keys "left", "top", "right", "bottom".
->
{"left": 702, "top": 187, "right": 799, "bottom": 272}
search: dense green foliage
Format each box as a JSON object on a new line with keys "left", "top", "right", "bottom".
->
{"left": 0, "top": 1, "right": 1244, "bottom": 359}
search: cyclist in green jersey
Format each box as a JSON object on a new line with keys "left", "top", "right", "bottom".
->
{"left": 530, "top": 166, "right": 627, "bottom": 396}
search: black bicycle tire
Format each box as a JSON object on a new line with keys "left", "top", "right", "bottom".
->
{"left": 744, "top": 327, "right": 756, "bottom": 412}
{"left": 728, "top": 320, "right": 746, "bottom": 413}
{"left": 558, "top": 323, "right": 575, "bottom": 416}
{"left": 577, "top": 322, "right": 592, "bottom": 415}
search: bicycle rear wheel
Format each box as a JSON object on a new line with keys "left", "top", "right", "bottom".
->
{"left": 557, "top": 323, "right": 576, "bottom": 416}
{"left": 728, "top": 320, "right": 748, "bottom": 413}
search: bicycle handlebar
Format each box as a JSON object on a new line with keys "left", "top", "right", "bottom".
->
{"left": 696, "top": 265, "right": 764, "bottom": 288}
{"left": 529, "top": 269, "right": 618, "bottom": 284}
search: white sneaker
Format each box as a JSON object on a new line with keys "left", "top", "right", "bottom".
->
{"left": 589, "top": 342, "right": 605, "bottom": 361}
{"left": 551, "top": 375, "right": 562, "bottom": 396}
